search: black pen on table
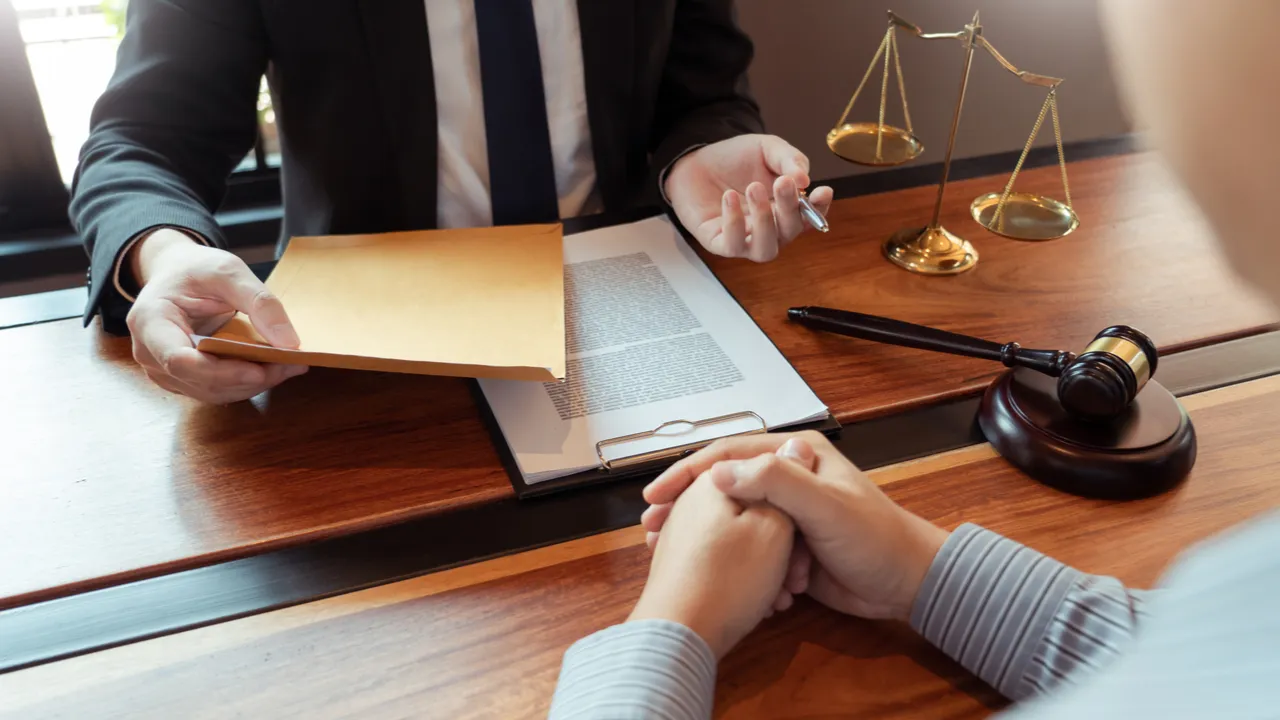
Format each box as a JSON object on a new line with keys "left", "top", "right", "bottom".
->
{"left": 798, "top": 190, "right": 829, "bottom": 233}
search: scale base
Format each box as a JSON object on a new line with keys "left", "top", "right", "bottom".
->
{"left": 971, "top": 192, "right": 1079, "bottom": 241}
{"left": 978, "top": 368, "right": 1196, "bottom": 500}
{"left": 827, "top": 123, "right": 924, "bottom": 167}
{"left": 883, "top": 225, "right": 978, "bottom": 275}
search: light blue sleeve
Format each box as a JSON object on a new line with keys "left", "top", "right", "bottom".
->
{"left": 996, "top": 510, "right": 1280, "bottom": 719}
{"left": 547, "top": 618, "right": 716, "bottom": 720}
{"left": 911, "top": 524, "right": 1155, "bottom": 700}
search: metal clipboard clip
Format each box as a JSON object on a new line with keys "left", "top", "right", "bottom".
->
{"left": 594, "top": 411, "right": 768, "bottom": 472}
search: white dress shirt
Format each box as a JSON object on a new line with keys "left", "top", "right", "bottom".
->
{"left": 114, "top": 1, "right": 600, "bottom": 300}
{"left": 425, "top": 0, "right": 601, "bottom": 229}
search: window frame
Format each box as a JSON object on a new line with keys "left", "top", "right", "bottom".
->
{"left": 0, "top": 0, "right": 282, "bottom": 244}
{"left": 0, "top": 0, "right": 70, "bottom": 237}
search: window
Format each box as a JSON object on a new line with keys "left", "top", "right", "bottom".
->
{"left": 0, "top": 0, "right": 280, "bottom": 238}
{"left": 20, "top": 0, "right": 124, "bottom": 184}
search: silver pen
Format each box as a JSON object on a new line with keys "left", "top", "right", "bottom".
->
{"left": 798, "top": 190, "right": 829, "bottom": 233}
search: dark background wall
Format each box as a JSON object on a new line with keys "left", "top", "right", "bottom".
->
{"left": 737, "top": 0, "right": 1132, "bottom": 182}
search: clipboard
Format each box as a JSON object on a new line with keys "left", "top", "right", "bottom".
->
{"left": 471, "top": 391, "right": 841, "bottom": 500}
{"left": 468, "top": 209, "right": 842, "bottom": 499}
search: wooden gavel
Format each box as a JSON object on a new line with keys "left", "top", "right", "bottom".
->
{"left": 788, "top": 307, "right": 1158, "bottom": 421}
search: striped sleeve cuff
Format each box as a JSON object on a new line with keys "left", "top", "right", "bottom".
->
{"left": 548, "top": 619, "right": 716, "bottom": 720}
{"left": 1024, "top": 576, "right": 1150, "bottom": 697}
{"left": 909, "top": 523, "right": 1082, "bottom": 700}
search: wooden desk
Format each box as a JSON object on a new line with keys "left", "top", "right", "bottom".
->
{"left": 709, "top": 152, "right": 1277, "bottom": 419}
{"left": 1, "top": 151, "right": 1275, "bottom": 612}
{"left": 5, "top": 375, "right": 1279, "bottom": 719}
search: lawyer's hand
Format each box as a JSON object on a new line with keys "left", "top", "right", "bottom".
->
{"left": 664, "top": 134, "right": 833, "bottom": 262}
{"left": 125, "top": 228, "right": 308, "bottom": 404}
{"left": 629, "top": 471, "right": 796, "bottom": 659}
{"left": 643, "top": 433, "right": 949, "bottom": 621}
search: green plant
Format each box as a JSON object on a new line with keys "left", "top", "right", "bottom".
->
{"left": 101, "top": 0, "right": 128, "bottom": 39}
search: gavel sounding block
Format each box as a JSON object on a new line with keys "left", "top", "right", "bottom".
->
{"left": 979, "top": 368, "right": 1196, "bottom": 499}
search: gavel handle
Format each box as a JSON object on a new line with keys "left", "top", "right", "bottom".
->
{"left": 787, "top": 306, "right": 1075, "bottom": 376}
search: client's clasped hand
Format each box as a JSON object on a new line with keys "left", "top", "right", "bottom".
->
{"left": 638, "top": 432, "right": 950, "bottom": 655}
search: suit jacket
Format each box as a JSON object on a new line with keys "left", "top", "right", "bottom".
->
{"left": 71, "top": 0, "right": 764, "bottom": 332}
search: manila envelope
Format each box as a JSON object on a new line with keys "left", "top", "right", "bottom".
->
{"left": 195, "top": 224, "right": 566, "bottom": 382}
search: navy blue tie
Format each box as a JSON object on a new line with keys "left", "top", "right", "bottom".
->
{"left": 473, "top": 0, "right": 560, "bottom": 226}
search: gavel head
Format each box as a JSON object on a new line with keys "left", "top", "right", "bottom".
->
{"left": 1057, "top": 326, "right": 1159, "bottom": 421}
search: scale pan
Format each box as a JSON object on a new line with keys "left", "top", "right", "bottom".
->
{"left": 826, "top": 122, "right": 923, "bottom": 166}
{"left": 971, "top": 192, "right": 1079, "bottom": 241}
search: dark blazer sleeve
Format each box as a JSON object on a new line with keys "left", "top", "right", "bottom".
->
{"left": 70, "top": 0, "right": 268, "bottom": 331}
{"left": 649, "top": 0, "right": 765, "bottom": 175}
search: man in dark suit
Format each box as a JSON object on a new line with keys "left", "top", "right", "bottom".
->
{"left": 71, "top": 0, "right": 833, "bottom": 404}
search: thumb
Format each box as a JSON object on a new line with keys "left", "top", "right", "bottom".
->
{"left": 775, "top": 437, "right": 818, "bottom": 471}
{"left": 759, "top": 136, "right": 811, "bottom": 189}
{"left": 219, "top": 264, "right": 301, "bottom": 349}
{"left": 709, "top": 446, "right": 838, "bottom": 529}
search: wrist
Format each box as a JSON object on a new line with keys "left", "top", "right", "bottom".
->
{"left": 129, "top": 228, "right": 200, "bottom": 287}
{"left": 661, "top": 145, "right": 704, "bottom": 205}
{"left": 628, "top": 592, "right": 727, "bottom": 659}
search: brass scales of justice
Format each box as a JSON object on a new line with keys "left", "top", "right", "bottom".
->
{"left": 828, "top": 10, "right": 1079, "bottom": 275}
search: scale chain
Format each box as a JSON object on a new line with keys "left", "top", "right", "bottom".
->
{"left": 835, "top": 28, "right": 891, "bottom": 129}
{"left": 891, "top": 29, "right": 913, "bottom": 134}
{"left": 876, "top": 27, "right": 894, "bottom": 159}
{"left": 993, "top": 89, "right": 1054, "bottom": 231}
{"left": 1050, "top": 91, "right": 1072, "bottom": 209}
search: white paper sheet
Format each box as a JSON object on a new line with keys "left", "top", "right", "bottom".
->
{"left": 478, "top": 215, "right": 829, "bottom": 484}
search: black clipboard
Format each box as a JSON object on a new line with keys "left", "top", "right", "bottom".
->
{"left": 470, "top": 210, "right": 842, "bottom": 499}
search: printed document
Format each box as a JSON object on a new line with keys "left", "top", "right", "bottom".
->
{"left": 479, "top": 215, "right": 829, "bottom": 485}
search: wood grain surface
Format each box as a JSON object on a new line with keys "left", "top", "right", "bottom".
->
{"left": 702, "top": 152, "right": 1277, "bottom": 420}
{"left": 0, "top": 323, "right": 511, "bottom": 608}
{"left": 1, "top": 152, "right": 1274, "bottom": 610}
{"left": 5, "top": 375, "right": 1279, "bottom": 720}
